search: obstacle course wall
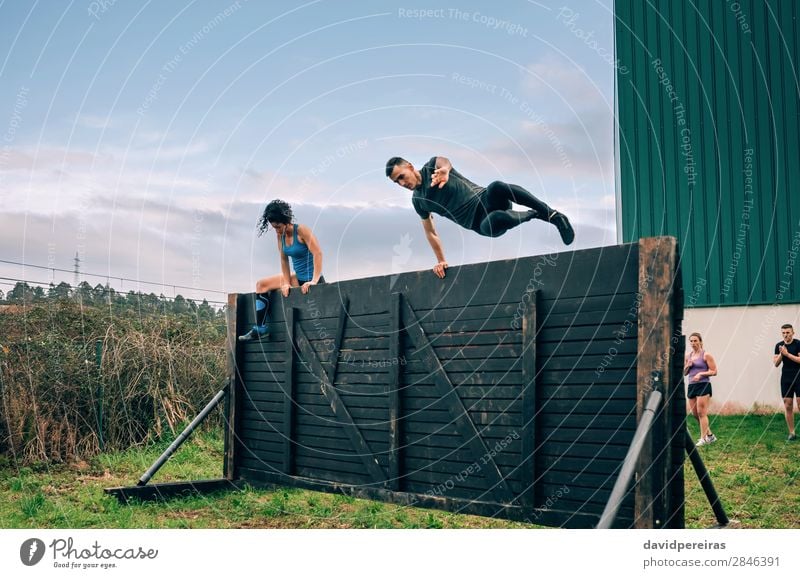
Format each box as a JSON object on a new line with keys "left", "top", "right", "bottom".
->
{"left": 226, "top": 237, "right": 685, "bottom": 528}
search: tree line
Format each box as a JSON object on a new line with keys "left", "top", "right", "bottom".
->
{"left": 0, "top": 281, "right": 222, "bottom": 319}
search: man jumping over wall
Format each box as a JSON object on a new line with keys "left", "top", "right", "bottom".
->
{"left": 386, "top": 155, "right": 574, "bottom": 278}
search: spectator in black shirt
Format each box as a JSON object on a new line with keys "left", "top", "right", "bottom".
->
{"left": 774, "top": 323, "right": 800, "bottom": 441}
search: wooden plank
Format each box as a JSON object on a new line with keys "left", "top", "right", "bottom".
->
{"left": 405, "top": 358, "right": 522, "bottom": 373}
{"left": 294, "top": 453, "right": 385, "bottom": 477}
{"left": 239, "top": 437, "right": 284, "bottom": 456}
{"left": 238, "top": 425, "right": 285, "bottom": 444}
{"left": 538, "top": 413, "right": 636, "bottom": 430}
{"left": 416, "top": 318, "right": 517, "bottom": 334}
{"left": 295, "top": 423, "right": 389, "bottom": 445}
{"left": 224, "top": 293, "right": 239, "bottom": 480}
{"left": 635, "top": 236, "right": 677, "bottom": 529}
{"left": 403, "top": 456, "right": 523, "bottom": 484}
{"left": 539, "top": 383, "right": 637, "bottom": 400}
{"left": 240, "top": 368, "right": 286, "bottom": 382}
{"left": 538, "top": 454, "right": 624, "bottom": 476}
{"left": 243, "top": 390, "right": 285, "bottom": 404}
{"left": 413, "top": 331, "right": 524, "bottom": 347}
{"left": 538, "top": 292, "right": 639, "bottom": 315}
{"left": 406, "top": 302, "right": 519, "bottom": 322}
{"left": 535, "top": 354, "right": 637, "bottom": 371}
{"left": 539, "top": 308, "right": 634, "bottom": 327}
{"left": 401, "top": 297, "right": 516, "bottom": 505}
{"left": 520, "top": 290, "right": 537, "bottom": 507}
{"left": 293, "top": 434, "right": 390, "bottom": 454}
{"left": 402, "top": 433, "right": 521, "bottom": 455}
{"left": 538, "top": 340, "right": 638, "bottom": 356}
{"left": 388, "top": 292, "right": 401, "bottom": 491}
{"left": 294, "top": 315, "right": 388, "bottom": 484}
{"left": 239, "top": 444, "right": 284, "bottom": 464}
{"left": 401, "top": 382, "right": 523, "bottom": 398}
{"left": 402, "top": 409, "right": 520, "bottom": 428}
{"left": 239, "top": 405, "right": 284, "bottom": 423}
{"left": 282, "top": 307, "right": 296, "bottom": 475}
{"left": 403, "top": 444, "right": 521, "bottom": 467}
{"left": 295, "top": 404, "right": 389, "bottom": 423}
{"left": 538, "top": 441, "right": 628, "bottom": 461}
{"left": 403, "top": 397, "right": 522, "bottom": 413}
{"left": 401, "top": 420, "right": 522, "bottom": 439}
{"left": 535, "top": 427, "right": 634, "bottom": 446}
{"left": 538, "top": 368, "right": 637, "bottom": 386}
{"left": 537, "top": 399, "right": 636, "bottom": 414}
{"left": 297, "top": 371, "right": 393, "bottom": 386}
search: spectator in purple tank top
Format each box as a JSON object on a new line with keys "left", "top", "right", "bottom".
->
{"left": 684, "top": 332, "right": 718, "bottom": 447}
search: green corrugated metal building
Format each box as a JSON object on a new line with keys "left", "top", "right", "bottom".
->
{"left": 615, "top": 0, "right": 800, "bottom": 307}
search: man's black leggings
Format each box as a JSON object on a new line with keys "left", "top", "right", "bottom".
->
{"left": 474, "top": 181, "right": 553, "bottom": 237}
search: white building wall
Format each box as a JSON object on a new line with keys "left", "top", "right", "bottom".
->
{"left": 683, "top": 304, "right": 800, "bottom": 413}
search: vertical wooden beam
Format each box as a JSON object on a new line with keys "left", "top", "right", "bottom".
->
{"left": 520, "top": 290, "right": 537, "bottom": 507}
{"left": 635, "top": 236, "right": 678, "bottom": 528}
{"left": 282, "top": 307, "right": 296, "bottom": 475}
{"left": 327, "top": 297, "right": 350, "bottom": 386}
{"left": 223, "top": 293, "right": 239, "bottom": 480}
{"left": 667, "top": 333, "right": 687, "bottom": 528}
{"left": 387, "top": 292, "right": 402, "bottom": 491}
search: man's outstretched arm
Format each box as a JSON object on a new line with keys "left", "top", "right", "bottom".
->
{"left": 421, "top": 215, "right": 448, "bottom": 278}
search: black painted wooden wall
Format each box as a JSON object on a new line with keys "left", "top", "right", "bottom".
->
{"left": 227, "top": 240, "right": 684, "bottom": 528}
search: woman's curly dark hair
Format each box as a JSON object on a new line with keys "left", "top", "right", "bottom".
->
{"left": 257, "top": 199, "right": 294, "bottom": 236}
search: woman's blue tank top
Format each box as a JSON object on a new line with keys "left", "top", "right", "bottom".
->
{"left": 282, "top": 224, "right": 314, "bottom": 282}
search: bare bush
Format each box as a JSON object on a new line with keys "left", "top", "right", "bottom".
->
{"left": 0, "top": 301, "right": 227, "bottom": 464}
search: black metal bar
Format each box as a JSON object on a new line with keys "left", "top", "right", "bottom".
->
{"left": 597, "top": 389, "right": 663, "bottom": 529}
{"left": 684, "top": 430, "right": 729, "bottom": 527}
{"left": 137, "top": 381, "right": 229, "bottom": 486}
{"left": 107, "top": 479, "right": 238, "bottom": 503}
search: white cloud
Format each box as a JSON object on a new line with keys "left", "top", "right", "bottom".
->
{"left": 522, "top": 53, "right": 609, "bottom": 111}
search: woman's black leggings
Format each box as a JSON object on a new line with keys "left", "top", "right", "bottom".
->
{"left": 475, "top": 181, "right": 553, "bottom": 237}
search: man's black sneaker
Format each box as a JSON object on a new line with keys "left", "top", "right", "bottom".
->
{"left": 238, "top": 325, "right": 268, "bottom": 342}
{"left": 549, "top": 211, "right": 575, "bottom": 245}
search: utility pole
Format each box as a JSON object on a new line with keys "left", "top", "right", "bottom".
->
{"left": 73, "top": 252, "right": 80, "bottom": 287}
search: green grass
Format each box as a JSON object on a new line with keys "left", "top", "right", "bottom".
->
{"left": 0, "top": 427, "right": 525, "bottom": 529}
{"left": 684, "top": 413, "right": 800, "bottom": 528}
{"left": 1, "top": 415, "right": 798, "bottom": 528}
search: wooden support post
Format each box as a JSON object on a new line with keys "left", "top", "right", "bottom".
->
{"left": 635, "top": 237, "right": 679, "bottom": 528}
{"left": 388, "top": 292, "right": 402, "bottom": 491}
{"left": 224, "top": 293, "right": 239, "bottom": 480}
{"left": 520, "top": 290, "right": 537, "bottom": 507}
{"left": 282, "top": 307, "right": 296, "bottom": 475}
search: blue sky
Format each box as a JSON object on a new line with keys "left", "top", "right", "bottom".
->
{"left": 0, "top": 0, "right": 616, "bottom": 304}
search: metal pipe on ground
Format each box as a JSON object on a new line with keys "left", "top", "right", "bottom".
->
{"left": 137, "top": 379, "right": 229, "bottom": 486}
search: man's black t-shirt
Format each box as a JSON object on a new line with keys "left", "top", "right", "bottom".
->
{"left": 775, "top": 338, "right": 800, "bottom": 380}
{"left": 412, "top": 157, "right": 484, "bottom": 230}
